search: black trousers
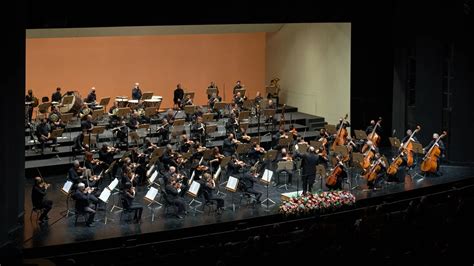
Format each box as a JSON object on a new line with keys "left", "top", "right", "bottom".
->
{"left": 209, "top": 196, "right": 225, "bottom": 208}
{"left": 129, "top": 204, "right": 143, "bottom": 220}
{"left": 245, "top": 188, "right": 262, "bottom": 202}
{"left": 37, "top": 199, "right": 53, "bottom": 220}
{"left": 302, "top": 176, "right": 316, "bottom": 194}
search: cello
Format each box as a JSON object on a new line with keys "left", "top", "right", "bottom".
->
{"left": 387, "top": 125, "right": 420, "bottom": 176}
{"left": 327, "top": 155, "right": 344, "bottom": 187}
{"left": 332, "top": 114, "right": 349, "bottom": 150}
{"left": 363, "top": 155, "right": 384, "bottom": 183}
{"left": 420, "top": 131, "right": 447, "bottom": 173}
{"left": 367, "top": 117, "right": 382, "bottom": 146}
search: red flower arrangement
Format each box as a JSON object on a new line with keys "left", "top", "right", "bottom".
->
{"left": 279, "top": 190, "right": 356, "bottom": 215}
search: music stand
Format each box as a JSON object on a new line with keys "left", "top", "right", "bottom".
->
{"left": 250, "top": 136, "right": 260, "bottom": 145}
{"left": 240, "top": 122, "right": 249, "bottom": 131}
{"left": 354, "top": 130, "right": 368, "bottom": 140}
{"left": 411, "top": 142, "right": 425, "bottom": 179}
{"left": 107, "top": 178, "right": 122, "bottom": 213}
{"left": 263, "top": 109, "right": 276, "bottom": 118}
{"left": 141, "top": 92, "right": 153, "bottom": 101}
{"left": 91, "top": 126, "right": 105, "bottom": 147}
{"left": 62, "top": 95, "right": 73, "bottom": 105}
{"left": 334, "top": 145, "right": 349, "bottom": 159}
{"left": 129, "top": 131, "right": 140, "bottom": 146}
{"left": 351, "top": 152, "right": 364, "bottom": 189}
{"left": 276, "top": 161, "right": 293, "bottom": 190}
{"left": 316, "top": 165, "right": 326, "bottom": 192}
{"left": 278, "top": 137, "right": 291, "bottom": 150}
{"left": 206, "top": 88, "right": 217, "bottom": 98}
{"left": 91, "top": 108, "right": 104, "bottom": 121}
{"left": 38, "top": 102, "right": 51, "bottom": 115}
{"left": 225, "top": 176, "right": 239, "bottom": 211}
{"left": 297, "top": 143, "right": 309, "bottom": 154}
{"left": 143, "top": 186, "right": 162, "bottom": 221}
{"left": 214, "top": 102, "right": 228, "bottom": 111}
{"left": 187, "top": 181, "right": 203, "bottom": 215}
{"left": 236, "top": 143, "right": 251, "bottom": 160}
{"left": 389, "top": 137, "right": 401, "bottom": 149}
{"left": 310, "top": 140, "right": 323, "bottom": 150}
{"left": 238, "top": 111, "right": 250, "bottom": 121}
{"left": 116, "top": 107, "right": 131, "bottom": 118}
{"left": 98, "top": 97, "right": 110, "bottom": 107}
{"left": 60, "top": 180, "right": 74, "bottom": 217}
{"left": 98, "top": 187, "right": 114, "bottom": 224}
{"left": 173, "top": 119, "right": 185, "bottom": 127}
{"left": 242, "top": 99, "right": 254, "bottom": 110}
{"left": 184, "top": 105, "right": 197, "bottom": 116}
{"left": 49, "top": 128, "right": 63, "bottom": 159}
{"left": 202, "top": 113, "right": 214, "bottom": 123}
{"left": 260, "top": 169, "right": 275, "bottom": 209}
{"left": 324, "top": 124, "right": 337, "bottom": 135}
{"left": 266, "top": 86, "right": 278, "bottom": 97}
{"left": 235, "top": 89, "right": 246, "bottom": 97}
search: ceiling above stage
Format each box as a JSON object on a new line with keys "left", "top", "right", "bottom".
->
{"left": 26, "top": 24, "right": 285, "bottom": 38}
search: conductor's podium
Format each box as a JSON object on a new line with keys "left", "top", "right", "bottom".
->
{"left": 280, "top": 191, "right": 303, "bottom": 201}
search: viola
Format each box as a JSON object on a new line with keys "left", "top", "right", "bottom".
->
{"left": 420, "top": 131, "right": 447, "bottom": 173}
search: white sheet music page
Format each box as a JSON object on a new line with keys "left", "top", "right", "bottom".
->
{"left": 262, "top": 169, "right": 273, "bottom": 183}
{"left": 145, "top": 187, "right": 158, "bottom": 201}
{"left": 99, "top": 189, "right": 111, "bottom": 203}
{"left": 62, "top": 180, "right": 73, "bottom": 193}
{"left": 188, "top": 181, "right": 201, "bottom": 196}
{"left": 226, "top": 176, "right": 239, "bottom": 191}
{"left": 108, "top": 178, "right": 119, "bottom": 191}
{"left": 149, "top": 170, "right": 158, "bottom": 183}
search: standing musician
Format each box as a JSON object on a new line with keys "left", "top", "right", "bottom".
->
{"left": 294, "top": 146, "right": 320, "bottom": 194}
{"left": 31, "top": 176, "right": 53, "bottom": 223}
{"left": 207, "top": 81, "right": 219, "bottom": 99}
{"left": 121, "top": 182, "right": 143, "bottom": 223}
{"left": 132, "top": 82, "right": 142, "bottom": 101}
{"left": 25, "top": 89, "right": 37, "bottom": 123}
{"left": 232, "top": 80, "right": 243, "bottom": 95}
{"left": 422, "top": 133, "right": 446, "bottom": 176}
{"left": 266, "top": 78, "right": 281, "bottom": 107}
{"left": 238, "top": 166, "right": 263, "bottom": 203}
{"left": 199, "top": 173, "right": 225, "bottom": 214}
{"left": 173, "top": 83, "right": 184, "bottom": 110}
{"left": 51, "top": 87, "right": 62, "bottom": 103}
{"left": 36, "top": 117, "right": 58, "bottom": 153}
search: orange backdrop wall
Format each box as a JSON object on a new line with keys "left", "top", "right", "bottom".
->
{"left": 26, "top": 33, "right": 266, "bottom": 109}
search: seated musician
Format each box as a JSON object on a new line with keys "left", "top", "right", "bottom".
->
{"left": 162, "top": 145, "right": 179, "bottom": 170}
{"left": 367, "top": 152, "right": 387, "bottom": 189}
{"left": 272, "top": 127, "right": 287, "bottom": 150}
{"left": 156, "top": 118, "right": 170, "bottom": 145}
{"left": 72, "top": 183, "right": 96, "bottom": 227}
{"left": 225, "top": 113, "right": 239, "bottom": 135}
{"left": 422, "top": 133, "right": 446, "bottom": 176}
{"left": 254, "top": 91, "right": 263, "bottom": 105}
{"left": 208, "top": 92, "right": 221, "bottom": 110}
{"left": 173, "top": 83, "right": 184, "bottom": 110}
{"left": 79, "top": 103, "right": 92, "bottom": 120}
{"left": 127, "top": 112, "right": 140, "bottom": 131}
{"left": 233, "top": 91, "right": 246, "bottom": 108}
{"left": 131, "top": 82, "right": 142, "bottom": 101}
{"left": 199, "top": 173, "right": 225, "bottom": 213}
{"left": 84, "top": 151, "right": 102, "bottom": 176}
{"left": 48, "top": 105, "right": 66, "bottom": 130}
{"left": 207, "top": 81, "right": 219, "bottom": 99}
{"left": 209, "top": 147, "right": 224, "bottom": 172}
{"left": 85, "top": 87, "right": 97, "bottom": 107}
{"left": 165, "top": 175, "right": 187, "bottom": 219}
{"left": 68, "top": 160, "right": 86, "bottom": 188}
{"left": 274, "top": 148, "right": 295, "bottom": 186}
{"left": 183, "top": 94, "right": 193, "bottom": 106}
{"left": 397, "top": 129, "right": 419, "bottom": 168}
{"left": 365, "top": 119, "right": 383, "bottom": 136}
{"left": 121, "top": 166, "right": 138, "bottom": 188}
{"left": 80, "top": 114, "right": 95, "bottom": 132}
{"left": 222, "top": 133, "right": 238, "bottom": 157}
{"left": 121, "top": 182, "right": 143, "bottom": 223}
{"left": 98, "top": 144, "right": 116, "bottom": 169}
{"left": 51, "top": 87, "right": 62, "bottom": 103}
{"left": 164, "top": 109, "right": 176, "bottom": 125}
{"left": 227, "top": 155, "right": 246, "bottom": 176}
{"left": 31, "top": 176, "right": 53, "bottom": 223}
{"left": 114, "top": 120, "right": 128, "bottom": 149}
{"left": 191, "top": 116, "right": 205, "bottom": 142}
{"left": 336, "top": 116, "right": 351, "bottom": 132}
{"left": 248, "top": 143, "right": 265, "bottom": 165}
{"left": 230, "top": 103, "right": 240, "bottom": 118}
{"left": 25, "top": 89, "right": 36, "bottom": 123}
{"left": 73, "top": 129, "right": 89, "bottom": 156}
{"left": 326, "top": 153, "right": 347, "bottom": 191}
{"left": 179, "top": 134, "right": 194, "bottom": 154}
{"left": 238, "top": 166, "right": 263, "bottom": 203}
{"left": 36, "top": 117, "right": 58, "bottom": 153}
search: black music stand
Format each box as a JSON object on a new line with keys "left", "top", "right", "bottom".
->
{"left": 276, "top": 161, "right": 293, "bottom": 190}
{"left": 263, "top": 109, "right": 276, "bottom": 132}
{"left": 324, "top": 124, "right": 337, "bottom": 135}
{"left": 297, "top": 143, "right": 309, "bottom": 154}
{"left": 236, "top": 143, "right": 251, "bottom": 161}
{"left": 187, "top": 181, "right": 203, "bottom": 215}
{"left": 116, "top": 107, "right": 131, "bottom": 119}
{"left": 205, "top": 124, "right": 217, "bottom": 144}
{"left": 141, "top": 92, "right": 153, "bottom": 101}
{"left": 184, "top": 105, "right": 197, "bottom": 117}
{"left": 225, "top": 176, "right": 239, "bottom": 212}
{"left": 218, "top": 156, "right": 232, "bottom": 187}
{"left": 238, "top": 111, "right": 250, "bottom": 122}
{"left": 91, "top": 126, "right": 105, "bottom": 148}
{"left": 143, "top": 186, "right": 162, "bottom": 222}
{"left": 202, "top": 113, "right": 214, "bottom": 123}
{"left": 350, "top": 152, "right": 364, "bottom": 190}
{"left": 278, "top": 137, "right": 291, "bottom": 151}
{"left": 242, "top": 99, "right": 253, "bottom": 111}
{"left": 61, "top": 113, "right": 74, "bottom": 141}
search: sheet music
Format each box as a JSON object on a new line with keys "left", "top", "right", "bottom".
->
{"left": 145, "top": 187, "right": 158, "bottom": 201}
{"left": 262, "top": 169, "right": 273, "bottom": 183}
{"left": 188, "top": 170, "right": 195, "bottom": 185}
{"left": 62, "top": 180, "right": 73, "bottom": 193}
{"left": 149, "top": 170, "right": 158, "bottom": 183}
{"left": 108, "top": 178, "right": 119, "bottom": 191}
{"left": 146, "top": 165, "right": 155, "bottom": 177}
{"left": 188, "top": 181, "right": 201, "bottom": 196}
{"left": 226, "top": 176, "right": 239, "bottom": 191}
{"left": 99, "top": 188, "right": 111, "bottom": 203}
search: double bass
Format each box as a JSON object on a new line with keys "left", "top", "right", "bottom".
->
{"left": 387, "top": 126, "right": 420, "bottom": 176}
{"left": 367, "top": 117, "right": 382, "bottom": 146}
{"left": 332, "top": 114, "right": 349, "bottom": 150}
{"left": 420, "top": 131, "right": 447, "bottom": 173}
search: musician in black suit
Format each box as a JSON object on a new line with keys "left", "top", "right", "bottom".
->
{"left": 121, "top": 182, "right": 143, "bottom": 223}
{"left": 156, "top": 118, "right": 170, "bottom": 145}
{"left": 239, "top": 167, "right": 262, "bottom": 203}
{"left": 165, "top": 176, "right": 187, "bottom": 218}
{"left": 207, "top": 81, "right": 219, "bottom": 99}
{"left": 294, "top": 146, "right": 319, "bottom": 194}
{"left": 36, "top": 117, "right": 58, "bottom": 153}
{"left": 200, "top": 173, "right": 225, "bottom": 213}
{"left": 222, "top": 133, "right": 237, "bottom": 156}
{"left": 80, "top": 115, "right": 95, "bottom": 132}
{"left": 85, "top": 87, "right": 97, "bottom": 105}
{"left": 233, "top": 80, "right": 243, "bottom": 95}
{"left": 225, "top": 113, "right": 239, "bottom": 135}
{"left": 173, "top": 83, "right": 184, "bottom": 109}
{"left": 72, "top": 183, "right": 96, "bottom": 227}
{"left": 25, "top": 89, "right": 36, "bottom": 123}
{"left": 132, "top": 82, "right": 142, "bottom": 100}
{"left": 191, "top": 116, "right": 205, "bottom": 142}
{"left": 51, "top": 87, "right": 62, "bottom": 102}
{"left": 31, "top": 176, "right": 53, "bottom": 223}
{"left": 365, "top": 119, "right": 382, "bottom": 136}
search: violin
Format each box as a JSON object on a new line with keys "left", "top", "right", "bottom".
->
{"left": 420, "top": 131, "right": 447, "bottom": 173}
{"left": 367, "top": 117, "right": 382, "bottom": 146}
{"left": 387, "top": 126, "right": 420, "bottom": 176}
{"left": 332, "top": 114, "right": 349, "bottom": 150}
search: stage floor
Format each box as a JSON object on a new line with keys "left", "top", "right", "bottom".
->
{"left": 22, "top": 163, "right": 474, "bottom": 250}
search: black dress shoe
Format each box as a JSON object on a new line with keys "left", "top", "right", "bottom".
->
{"left": 86, "top": 223, "right": 95, "bottom": 227}
{"left": 176, "top": 215, "right": 183, "bottom": 219}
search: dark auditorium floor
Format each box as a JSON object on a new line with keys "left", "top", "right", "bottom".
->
{"left": 21, "top": 163, "right": 474, "bottom": 250}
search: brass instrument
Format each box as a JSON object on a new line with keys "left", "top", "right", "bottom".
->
{"left": 49, "top": 113, "right": 59, "bottom": 123}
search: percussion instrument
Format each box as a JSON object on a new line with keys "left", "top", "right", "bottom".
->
{"left": 115, "top": 96, "right": 129, "bottom": 108}
{"left": 59, "top": 91, "right": 83, "bottom": 114}
{"left": 144, "top": 99, "right": 161, "bottom": 108}
{"left": 51, "top": 101, "right": 60, "bottom": 106}
{"left": 128, "top": 99, "right": 139, "bottom": 109}
{"left": 49, "top": 113, "right": 59, "bottom": 123}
